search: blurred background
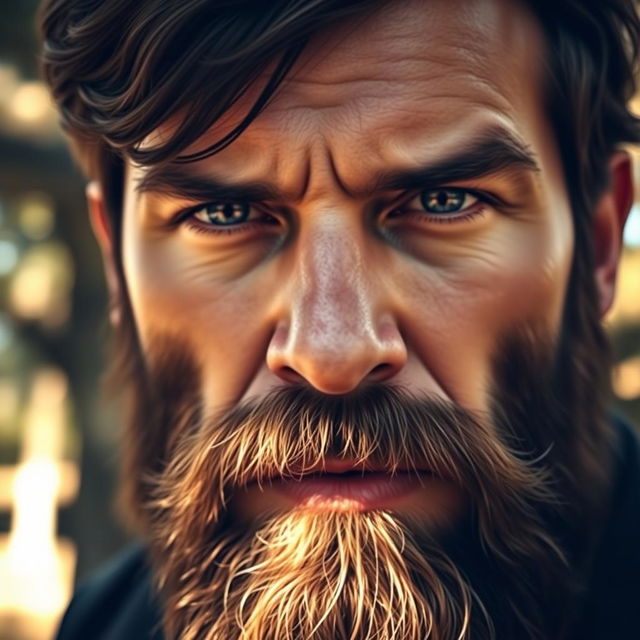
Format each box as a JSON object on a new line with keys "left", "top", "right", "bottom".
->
{"left": 0, "top": 2, "right": 639, "bottom": 639}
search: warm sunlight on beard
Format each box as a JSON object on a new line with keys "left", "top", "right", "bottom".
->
{"left": 175, "top": 508, "right": 477, "bottom": 640}
{"left": 147, "top": 377, "right": 568, "bottom": 640}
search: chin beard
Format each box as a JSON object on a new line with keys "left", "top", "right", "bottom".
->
{"left": 164, "top": 509, "right": 482, "bottom": 640}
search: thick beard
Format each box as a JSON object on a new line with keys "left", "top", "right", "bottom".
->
{"left": 106, "top": 235, "right": 613, "bottom": 640}
{"left": 169, "top": 509, "right": 477, "bottom": 640}
{"left": 145, "top": 379, "right": 566, "bottom": 640}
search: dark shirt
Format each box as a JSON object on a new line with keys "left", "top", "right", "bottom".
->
{"left": 56, "top": 418, "right": 640, "bottom": 640}
{"left": 56, "top": 543, "right": 163, "bottom": 640}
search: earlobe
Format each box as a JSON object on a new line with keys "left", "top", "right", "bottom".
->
{"left": 592, "top": 150, "right": 634, "bottom": 318}
{"left": 86, "top": 181, "right": 122, "bottom": 326}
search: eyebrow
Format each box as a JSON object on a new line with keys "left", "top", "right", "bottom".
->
{"left": 135, "top": 127, "right": 540, "bottom": 202}
{"left": 371, "top": 129, "right": 540, "bottom": 195}
{"left": 135, "top": 167, "right": 282, "bottom": 202}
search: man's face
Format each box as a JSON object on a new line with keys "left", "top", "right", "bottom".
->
{"left": 123, "top": 0, "right": 571, "bottom": 510}
{"left": 114, "top": 0, "right": 583, "bottom": 636}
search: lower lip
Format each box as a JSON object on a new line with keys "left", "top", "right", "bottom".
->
{"left": 269, "top": 471, "right": 430, "bottom": 512}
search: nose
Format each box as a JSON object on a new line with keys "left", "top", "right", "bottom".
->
{"left": 266, "top": 218, "right": 407, "bottom": 394}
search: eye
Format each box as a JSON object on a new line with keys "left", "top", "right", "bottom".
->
{"left": 178, "top": 200, "right": 279, "bottom": 236}
{"left": 193, "top": 202, "right": 251, "bottom": 226}
{"left": 419, "top": 188, "right": 478, "bottom": 214}
{"left": 388, "top": 187, "right": 488, "bottom": 226}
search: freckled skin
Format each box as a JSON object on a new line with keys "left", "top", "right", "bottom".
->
{"left": 120, "top": 0, "right": 574, "bottom": 521}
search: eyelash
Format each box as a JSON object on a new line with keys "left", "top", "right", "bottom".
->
{"left": 176, "top": 188, "right": 493, "bottom": 236}
{"left": 176, "top": 206, "right": 276, "bottom": 236}
{"left": 402, "top": 187, "right": 498, "bottom": 226}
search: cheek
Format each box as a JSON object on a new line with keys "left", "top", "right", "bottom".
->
{"left": 123, "top": 228, "right": 280, "bottom": 404}
{"left": 393, "top": 217, "right": 573, "bottom": 409}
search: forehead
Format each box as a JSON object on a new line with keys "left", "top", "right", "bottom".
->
{"left": 134, "top": 0, "right": 549, "bottom": 193}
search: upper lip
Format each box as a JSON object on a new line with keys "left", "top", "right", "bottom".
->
{"left": 314, "top": 458, "right": 379, "bottom": 474}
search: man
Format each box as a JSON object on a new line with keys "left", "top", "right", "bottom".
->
{"left": 39, "top": 0, "right": 640, "bottom": 638}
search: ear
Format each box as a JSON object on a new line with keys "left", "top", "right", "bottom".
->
{"left": 86, "top": 181, "right": 122, "bottom": 326}
{"left": 592, "top": 150, "right": 634, "bottom": 318}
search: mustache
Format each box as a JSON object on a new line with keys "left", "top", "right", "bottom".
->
{"left": 150, "top": 384, "right": 560, "bottom": 563}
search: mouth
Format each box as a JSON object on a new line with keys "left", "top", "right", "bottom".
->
{"left": 261, "top": 459, "right": 439, "bottom": 512}
{"left": 269, "top": 470, "right": 434, "bottom": 512}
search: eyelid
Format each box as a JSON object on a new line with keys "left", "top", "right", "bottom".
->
{"left": 388, "top": 186, "right": 498, "bottom": 222}
{"left": 172, "top": 199, "right": 256, "bottom": 224}
{"left": 173, "top": 199, "right": 282, "bottom": 237}
{"left": 416, "top": 186, "right": 501, "bottom": 207}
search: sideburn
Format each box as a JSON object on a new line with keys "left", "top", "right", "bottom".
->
{"left": 487, "top": 228, "right": 617, "bottom": 636}
{"left": 104, "top": 308, "right": 203, "bottom": 533}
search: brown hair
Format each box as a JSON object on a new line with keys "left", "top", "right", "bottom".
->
{"left": 39, "top": 0, "right": 640, "bottom": 221}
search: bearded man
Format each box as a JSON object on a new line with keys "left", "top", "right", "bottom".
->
{"left": 40, "top": 0, "right": 640, "bottom": 638}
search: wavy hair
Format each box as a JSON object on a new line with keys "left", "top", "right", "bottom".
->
{"left": 39, "top": 0, "right": 640, "bottom": 222}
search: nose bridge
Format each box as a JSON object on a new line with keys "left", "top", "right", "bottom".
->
{"left": 268, "top": 212, "right": 407, "bottom": 394}
{"left": 295, "top": 218, "right": 370, "bottom": 341}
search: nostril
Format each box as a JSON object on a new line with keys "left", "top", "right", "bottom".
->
{"left": 279, "top": 365, "right": 305, "bottom": 384}
{"left": 368, "top": 363, "right": 394, "bottom": 379}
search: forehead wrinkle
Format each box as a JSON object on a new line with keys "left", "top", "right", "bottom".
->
{"left": 270, "top": 44, "right": 524, "bottom": 137}
{"left": 277, "top": 0, "right": 543, "bottom": 124}
{"left": 284, "top": 0, "right": 541, "bottom": 82}
{"left": 281, "top": 50, "right": 502, "bottom": 98}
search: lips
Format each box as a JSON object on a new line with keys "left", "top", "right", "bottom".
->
{"left": 263, "top": 459, "right": 435, "bottom": 512}
{"left": 269, "top": 470, "right": 431, "bottom": 511}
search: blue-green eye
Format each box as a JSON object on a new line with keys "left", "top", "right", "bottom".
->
{"left": 420, "top": 188, "right": 474, "bottom": 214}
{"left": 193, "top": 202, "right": 250, "bottom": 226}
